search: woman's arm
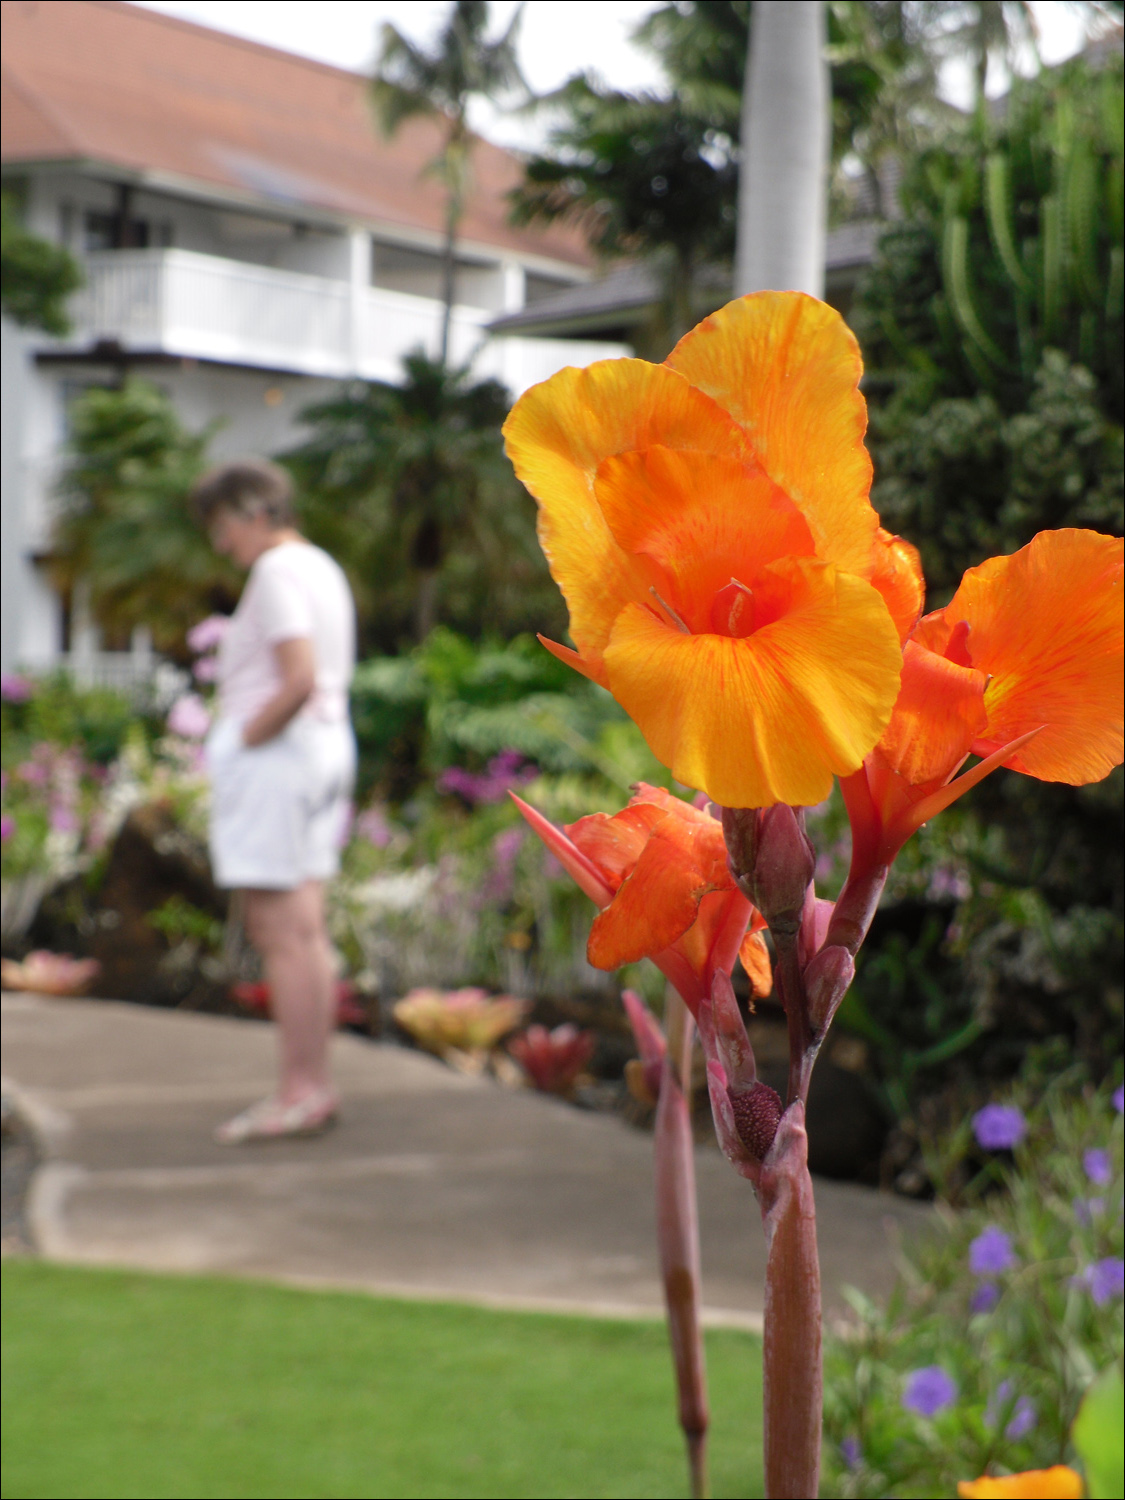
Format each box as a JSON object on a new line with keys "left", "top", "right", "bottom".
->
{"left": 241, "top": 637, "right": 316, "bottom": 747}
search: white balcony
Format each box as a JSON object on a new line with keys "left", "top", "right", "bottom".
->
{"left": 65, "top": 249, "right": 628, "bottom": 394}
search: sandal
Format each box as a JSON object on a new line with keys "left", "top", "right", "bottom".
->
{"left": 215, "top": 1091, "right": 338, "bottom": 1145}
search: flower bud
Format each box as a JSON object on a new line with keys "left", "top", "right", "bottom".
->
{"left": 725, "top": 804, "right": 815, "bottom": 936}
{"left": 804, "top": 944, "right": 855, "bottom": 1032}
{"left": 728, "top": 1080, "right": 784, "bottom": 1161}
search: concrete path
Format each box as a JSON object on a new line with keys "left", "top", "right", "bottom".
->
{"left": 2, "top": 993, "right": 932, "bottom": 1327}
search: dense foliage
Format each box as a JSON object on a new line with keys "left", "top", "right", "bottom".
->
{"left": 1, "top": 190, "right": 83, "bottom": 336}
{"left": 838, "top": 52, "right": 1125, "bottom": 1166}
{"left": 53, "top": 380, "right": 237, "bottom": 657}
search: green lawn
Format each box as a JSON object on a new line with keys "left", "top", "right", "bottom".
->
{"left": 2, "top": 1261, "right": 762, "bottom": 1499}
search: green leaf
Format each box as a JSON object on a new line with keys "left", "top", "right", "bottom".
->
{"left": 1073, "top": 1367, "right": 1125, "bottom": 1500}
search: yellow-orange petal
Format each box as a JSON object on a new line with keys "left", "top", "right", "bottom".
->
{"left": 871, "top": 527, "right": 926, "bottom": 642}
{"left": 586, "top": 814, "right": 728, "bottom": 969}
{"left": 739, "top": 928, "right": 773, "bottom": 998}
{"left": 879, "top": 640, "right": 988, "bottom": 785}
{"left": 592, "top": 445, "right": 814, "bottom": 633}
{"left": 945, "top": 528, "right": 1124, "bottom": 784}
{"left": 602, "top": 558, "right": 902, "bottom": 808}
{"left": 665, "top": 292, "right": 878, "bottom": 576}
{"left": 957, "top": 1465, "right": 1084, "bottom": 1498}
{"left": 503, "top": 360, "right": 749, "bottom": 669}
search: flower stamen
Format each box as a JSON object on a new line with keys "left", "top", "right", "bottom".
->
{"left": 649, "top": 586, "right": 691, "bottom": 634}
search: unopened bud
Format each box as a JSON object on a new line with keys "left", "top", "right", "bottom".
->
{"left": 749, "top": 805, "right": 815, "bottom": 934}
{"left": 804, "top": 944, "right": 855, "bottom": 1032}
{"left": 728, "top": 1080, "right": 784, "bottom": 1161}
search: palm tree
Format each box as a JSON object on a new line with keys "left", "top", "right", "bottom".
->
{"left": 372, "top": 1, "right": 527, "bottom": 365}
{"left": 284, "top": 354, "right": 561, "bottom": 646}
{"left": 735, "top": 0, "right": 830, "bottom": 296}
{"left": 510, "top": 79, "right": 739, "bottom": 354}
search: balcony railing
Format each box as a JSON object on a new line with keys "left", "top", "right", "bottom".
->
{"left": 66, "top": 249, "right": 627, "bottom": 393}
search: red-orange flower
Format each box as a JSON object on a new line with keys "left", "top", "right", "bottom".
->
{"left": 511, "top": 785, "right": 770, "bottom": 1012}
{"left": 844, "top": 528, "right": 1123, "bottom": 869}
{"left": 957, "top": 1466, "right": 1084, "bottom": 1498}
{"left": 503, "top": 292, "right": 905, "bottom": 809}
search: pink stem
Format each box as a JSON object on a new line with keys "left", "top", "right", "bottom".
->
{"left": 655, "top": 992, "right": 710, "bottom": 1499}
{"left": 758, "top": 1102, "right": 822, "bottom": 1500}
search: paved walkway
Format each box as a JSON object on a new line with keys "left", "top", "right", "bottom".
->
{"left": 2, "top": 993, "right": 933, "bottom": 1327}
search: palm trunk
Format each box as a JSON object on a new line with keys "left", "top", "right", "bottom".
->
{"left": 735, "top": 0, "right": 829, "bottom": 298}
{"left": 438, "top": 120, "right": 468, "bottom": 366}
{"left": 439, "top": 197, "right": 457, "bottom": 367}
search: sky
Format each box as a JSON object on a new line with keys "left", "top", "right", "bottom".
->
{"left": 133, "top": 0, "right": 1098, "bottom": 149}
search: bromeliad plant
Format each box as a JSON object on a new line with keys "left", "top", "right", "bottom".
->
{"left": 502, "top": 290, "right": 1124, "bottom": 1499}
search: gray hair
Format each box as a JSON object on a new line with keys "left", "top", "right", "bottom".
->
{"left": 190, "top": 458, "right": 295, "bottom": 527}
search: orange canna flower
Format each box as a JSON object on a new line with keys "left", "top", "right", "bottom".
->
{"left": 957, "top": 1465, "right": 1084, "bottom": 1498}
{"left": 503, "top": 292, "right": 906, "bottom": 809}
{"left": 844, "top": 528, "right": 1124, "bottom": 870}
{"left": 511, "top": 785, "right": 770, "bottom": 1013}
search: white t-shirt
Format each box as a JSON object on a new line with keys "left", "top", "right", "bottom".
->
{"left": 217, "top": 540, "right": 355, "bottom": 725}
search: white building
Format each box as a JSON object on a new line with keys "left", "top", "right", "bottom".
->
{"left": 1, "top": 0, "right": 625, "bottom": 675}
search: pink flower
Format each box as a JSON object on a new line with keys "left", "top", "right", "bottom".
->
{"left": 186, "top": 615, "right": 231, "bottom": 653}
{"left": 0, "top": 673, "right": 34, "bottom": 703}
{"left": 192, "top": 655, "right": 220, "bottom": 683}
{"left": 356, "top": 805, "right": 393, "bottom": 848}
{"left": 167, "top": 694, "right": 212, "bottom": 740}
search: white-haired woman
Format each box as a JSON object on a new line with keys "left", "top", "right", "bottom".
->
{"left": 192, "top": 459, "right": 355, "bottom": 1143}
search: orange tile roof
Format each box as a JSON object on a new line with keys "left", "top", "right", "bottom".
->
{"left": 1, "top": 0, "right": 590, "bottom": 267}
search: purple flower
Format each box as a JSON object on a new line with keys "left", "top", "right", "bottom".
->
{"left": 970, "top": 1281, "right": 1001, "bottom": 1314}
{"left": 1114, "top": 1085, "right": 1124, "bottom": 1115}
{"left": 0, "top": 672, "right": 34, "bottom": 703}
{"left": 902, "top": 1366, "right": 957, "bottom": 1418}
{"left": 1078, "top": 1257, "right": 1125, "bottom": 1306}
{"left": 0, "top": 814, "right": 14, "bottom": 843}
{"left": 986, "top": 1382, "right": 1037, "bottom": 1440}
{"left": 482, "top": 825, "right": 525, "bottom": 903}
{"left": 839, "top": 1437, "right": 861, "bottom": 1470}
{"left": 1006, "top": 1397, "right": 1037, "bottom": 1441}
{"left": 437, "top": 752, "right": 536, "bottom": 806}
{"left": 1085, "top": 1148, "right": 1112, "bottom": 1187}
{"left": 166, "top": 694, "right": 212, "bottom": 740}
{"left": 969, "top": 1226, "right": 1017, "bottom": 1276}
{"left": 1074, "top": 1197, "right": 1106, "bottom": 1227}
{"left": 192, "top": 655, "right": 220, "bottom": 683}
{"left": 973, "top": 1104, "right": 1027, "bottom": 1151}
{"left": 927, "top": 865, "right": 971, "bottom": 902}
{"left": 186, "top": 615, "right": 230, "bottom": 653}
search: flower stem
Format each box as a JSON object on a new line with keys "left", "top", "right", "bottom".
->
{"left": 759, "top": 1104, "right": 822, "bottom": 1500}
{"left": 656, "top": 989, "right": 710, "bottom": 1499}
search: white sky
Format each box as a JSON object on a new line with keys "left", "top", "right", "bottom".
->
{"left": 132, "top": 0, "right": 1098, "bottom": 148}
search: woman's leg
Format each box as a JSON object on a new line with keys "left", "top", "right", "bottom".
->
{"left": 242, "top": 881, "right": 336, "bottom": 1106}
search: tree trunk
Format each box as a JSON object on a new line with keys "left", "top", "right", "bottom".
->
{"left": 439, "top": 196, "right": 457, "bottom": 367}
{"left": 735, "top": 0, "right": 829, "bottom": 298}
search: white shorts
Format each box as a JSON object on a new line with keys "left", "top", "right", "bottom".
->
{"left": 206, "top": 716, "right": 356, "bottom": 890}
